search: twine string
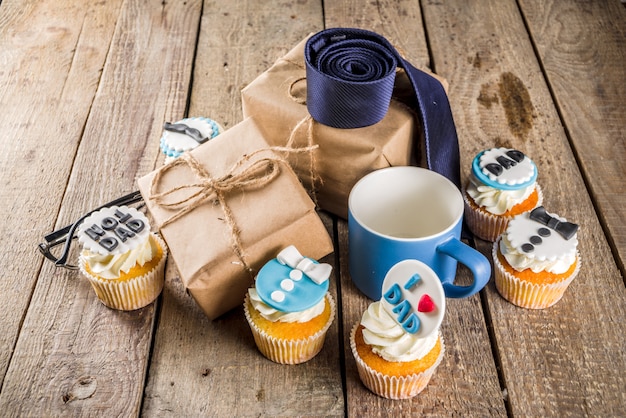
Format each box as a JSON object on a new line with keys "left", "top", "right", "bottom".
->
{"left": 150, "top": 145, "right": 317, "bottom": 273}
{"left": 286, "top": 77, "right": 322, "bottom": 206}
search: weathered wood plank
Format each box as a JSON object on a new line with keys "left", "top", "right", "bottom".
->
{"left": 188, "top": 0, "right": 324, "bottom": 129}
{"left": 1, "top": 0, "right": 623, "bottom": 416}
{"left": 0, "top": 0, "right": 124, "bottom": 385}
{"left": 141, "top": 1, "right": 345, "bottom": 416}
{"left": 422, "top": 0, "right": 626, "bottom": 415}
{"left": 0, "top": 0, "right": 202, "bottom": 415}
{"left": 324, "top": 1, "right": 506, "bottom": 415}
{"left": 519, "top": 0, "right": 626, "bottom": 276}
{"left": 322, "top": 0, "right": 432, "bottom": 70}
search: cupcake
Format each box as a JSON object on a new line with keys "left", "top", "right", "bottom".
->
{"left": 463, "top": 147, "right": 543, "bottom": 241}
{"left": 244, "top": 245, "right": 335, "bottom": 364}
{"left": 77, "top": 206, "right": 167, "bottom": 311}
{"left": 160, "top": 117, "right": 223, "bottom": 163}
{"left": 350, "top": 260, "right": 446, "bottom": 399}
{"left": 493, "top": 206, "right": 580, "bottom": 309}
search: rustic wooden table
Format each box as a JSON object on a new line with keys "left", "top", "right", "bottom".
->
{"left": 1, "top": 0, "right": 624, "bottom": 416}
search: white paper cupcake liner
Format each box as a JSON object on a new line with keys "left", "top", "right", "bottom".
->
{"left": 492, "top": 239, "right": 581, "bottom": 309}
{"left": 79, "top": 234, "right": 167, "bottom": 311}
{"left": 349, "top": 323, "right": 445, "bottom": 400}
{"left": 244, "top": 293, "right": 336, "bottom": 364}
{"left": 463, "top": 184, "right": 543, "bottom": 242}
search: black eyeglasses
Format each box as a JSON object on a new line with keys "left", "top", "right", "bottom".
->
{"left": 38, "top": 190, "right": 144, "bottom": 270}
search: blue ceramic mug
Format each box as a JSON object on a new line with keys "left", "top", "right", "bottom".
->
{"left": 348, "top": 166, "right": 490, "bottom": 300}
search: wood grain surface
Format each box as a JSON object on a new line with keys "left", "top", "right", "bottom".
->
{"left": 0, "top": 0, "right": 623, "bottom": 416}
{"left": 0, "top": 0, "right": 124, "bottom": 383}
{"left": 422, "top": 0, "right": 626, "bottom": 415}
{"left": 520, "top": 0, "right": 626, "bottom": 276}
{"left": 0, "top": 0, "right": 201, "bottom": 415}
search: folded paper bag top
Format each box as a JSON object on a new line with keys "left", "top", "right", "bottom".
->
{"left": 242, "top": 33, "right": 450, "bottom": 219}
{"left": 304, "top": 28, "right": 461, "bottom": 188}
{"left": 137, "top": 117, "right": 334, "bottom": 319}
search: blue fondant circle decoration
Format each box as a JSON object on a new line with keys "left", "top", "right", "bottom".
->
{"left": 471, "top": 149, "right": 537, "bottom": 191}
{"left": 160, "top": 117, "right": 222, "bottom": 158}
{"left": 256, "top": 258, "right": 329, "bottom": 312}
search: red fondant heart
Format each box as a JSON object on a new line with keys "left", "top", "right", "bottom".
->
{"left": 418, "top": 294, "right": 436, "bottom": 313}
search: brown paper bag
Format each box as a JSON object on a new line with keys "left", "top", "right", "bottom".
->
{"left": 137, "top": 117, "right": 334, "bottom": 319}
{"left": 242, "top": 35, "right": 445, "bottom": 218}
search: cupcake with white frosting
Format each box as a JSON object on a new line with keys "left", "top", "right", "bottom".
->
{"left": 244, "top": 245, "right": 335, "bottom": 364}
{"left": 350, "top": 260, "right": 446, "bottom": 399}
{"left": 78, "top": 206, "right": 167, "bottom": 310}
{"left": 160, "top": 117, "right": 223, "bottom": 163}
{"left": 493, "top": 206, "right": 581, "bottom": 309}
{"left": 463, "top": 147, "right": 543, "bottom": 241}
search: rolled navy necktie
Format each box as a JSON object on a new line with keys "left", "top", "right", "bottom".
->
{"left": 304, "top": 28, "right": 461, "bottom": 188}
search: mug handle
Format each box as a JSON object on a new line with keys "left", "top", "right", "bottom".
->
{"left": 436, "top": 238, "right": 491, "bottom": 298}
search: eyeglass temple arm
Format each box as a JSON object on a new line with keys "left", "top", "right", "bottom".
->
{"left": 38, "top": 190, "right": 144, "bottom": 268}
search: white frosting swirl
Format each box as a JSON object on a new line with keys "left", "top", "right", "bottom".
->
{"left": 81, "top": 234, "right": 158, "bottom": 279}
{"left": 467, "top": 172, "right": 535, "bottom": 215}
{"left": 500, "top": 233, "right": 576, "bottom": 274}
{"left": 248, "top": 288, "right": 325, "bottom": 323}
{"left": 361, "top": 301, "right": 438, "bottom": 362}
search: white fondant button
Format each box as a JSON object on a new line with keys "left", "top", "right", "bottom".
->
{"left": 281, "top": 279, "right": 295, "bottom": 292}
{"left": 289, "top": 269, "right": 303, "bottom": 281}
{"left": 271, "top": 291, "right": 285, "bottom": 303}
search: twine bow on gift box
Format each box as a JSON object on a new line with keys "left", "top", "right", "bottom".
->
{"left": 149, "top": 146, "right": 317, "bottom": 273}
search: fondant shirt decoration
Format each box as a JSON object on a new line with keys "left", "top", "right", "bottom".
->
{"left": 472, "top": 147, "right": 537, "bottom": 190}
{"left": 276, "top": 245, "right": 332, "bottom": 285}
{"left": 529, "top": 206, "right": 579, "bottom": 241}
{"left": 380, "top": 259, "right": 445, "bottom": 338}
{"left": 256, "top": 245, "right": 331, "bottom": 313}
{"left": 506, "top": 208, "right": 578, "bottom": 259}
{"left": 78, "top": 206, "right": 150, "bottom": 255}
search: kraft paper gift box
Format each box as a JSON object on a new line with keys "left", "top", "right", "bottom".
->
{"left": 242, "top": 35, "right": 446, "bottom": 218}
{"left": 137, "top": 117, "right": 334, "bottom": 319}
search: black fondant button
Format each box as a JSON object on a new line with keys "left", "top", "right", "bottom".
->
{"left": 538, "top": 227, "right": 551, "bottom": 237}
{"left": 521, "top": 243, "right": 534, "bottom": 253}
{"left": 530, "top": 235, "right": 542, "bottom": 245}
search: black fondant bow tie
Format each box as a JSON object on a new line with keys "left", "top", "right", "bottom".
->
{"left": 163, "top": 122, "right": 208, "bottom": 144}
{"left": 529, "top": 206, "right": 578, "bottom": 240}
